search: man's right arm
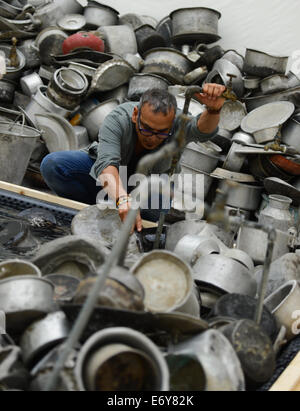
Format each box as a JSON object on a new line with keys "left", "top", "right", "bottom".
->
{"left": 99, "top": 165, "right": 143, "bottom": 232}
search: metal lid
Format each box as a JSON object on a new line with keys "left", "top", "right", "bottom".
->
{"left": 57, "top": 14, "right": 86, "bottom": 32}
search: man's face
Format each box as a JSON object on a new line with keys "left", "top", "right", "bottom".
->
{"left": 132, "top": 103, "right": 175, "bottom": 151}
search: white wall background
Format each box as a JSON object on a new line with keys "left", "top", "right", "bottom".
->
{"left": 98, "top": 0, "right": 300, "bottom": 68}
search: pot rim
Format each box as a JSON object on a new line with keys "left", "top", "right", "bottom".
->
{"left": 245, "top": 48, "right": 289, "bottom": 60}
{"left": 170, "top": 7, "right": 221, "bottom": 20}
{"left": 0, "top": 274, "right": 54, "bottom": 288}
{"left": 264, "top": 280, "right": 298, "bottom": 312}
{"left": 143, "top": 47, "right": 191, "bottom": 62}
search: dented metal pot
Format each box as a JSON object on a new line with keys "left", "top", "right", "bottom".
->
{"left": 170, "top": 7, "right": 221, "bottom": 45}
{"left": 84, "top": 2, "right": 119, "bottom": 29}
{"left": 142, "top": 47, "right": 192, "bottom": 84}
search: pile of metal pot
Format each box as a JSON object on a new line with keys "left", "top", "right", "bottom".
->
{"left": 0, "top": 1, "right": 300, "bottom": 392}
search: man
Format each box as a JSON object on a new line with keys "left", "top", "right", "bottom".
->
{"left": 41, "top": 83, "right": 225, "bottom": 230}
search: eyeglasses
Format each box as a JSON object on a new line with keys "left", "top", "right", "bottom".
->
{"left": 137, "top": 111, "right": 174, "bottom": 140}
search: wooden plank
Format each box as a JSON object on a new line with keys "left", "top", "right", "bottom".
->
{"left": 0, "top": 180, "right": 157, "bottom": 228}
{"left": 269, "top": 351, "right": 300, "bottom": 391}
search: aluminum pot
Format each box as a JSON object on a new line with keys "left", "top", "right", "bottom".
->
{"left": 212, "top": 293, "right": 278, "bottom": 342}
{"left": 180, "top": 142, "right": 220, "bottom": 173}
{"left": 222, "top": 142, "right": 246, "bottom": 172}
{"left": 20, "top": 72, "right": 43, "bottom": 97}
{"left": 35, "top": 26, "right": 68, "bottom": 66}
{"left": 90, "top": 59, "right": 135, "bottom": 93}
{"left": 264, "top": 280, "right": 300, "bottom": 341}
{"left": 166, "top": 329, "right": 245, "bottom": 391}
{"left": 20, "top": 311, "right": 70, "bottom": 367}
{"left": 218, "top": 180, "right": 263, "bottom": 211}
{"left": 135, "top": 24, "right": 166, "bottom": 56}
{"left": 193, "top": 254, "right": 257, "bottom": 297}
{"left": 142, "top": 47, "right": 192, "bottom": 85}
{"left": 47, "top": 68, "right": 88, "bottom": 110}
{"left": 170, "top": 7, "right": 221, "bottom": 45}
{"left": 25, "top": 85, "right": 70, "bottom": 127}
{"left": 130, "top": 250, "right": 194, "bottom": 314}
{"left": 243, "top": 76, "right": 260, "bottom": 90}
{"left": 97, "top": 25, "right": 137, "bottom": 57}
{"left": 156, "top": 16, "right": 173, "bottom": 47}
{"left": 0, "top": 44, "right": 25, "bottom": 81}
{"left": 232, "top": 131, "right": 255, "bottom": 145}
{"left": 0, "top": 79, "right": 16, "bottom": 103}
{"left": 0, "top": 276, "right": 55, "bottom": 333}
{"left": 244, "top": 86, "right": 300, "bottom": 112}
{"left": 236, "top": 226, "right": 291, "bottom": 265}
{"left": 260, "top": 74, "right": 289, "bottom": 95}
{"left": 18, "top": 39, "right": 41, "bottom": 69}
{"left": 174, "top": 234, "right": 220, "bottom": 266}
{"left": 75, "top": 327, "right": 170, "bottom": 391}
{"left": 175, "top": 94, "right": 205, "bottom": 116}
{"left": 53, "top": 0, "right": 83, "bottom": 15}
{"left": 0, "top": 259, "right": 41, "bottom": 280}
{"left": 127, "top": 73, "right": 170, "bottom": 101}
{"left": 219, "top": 100, "right": 247, "bottom": 132}
{"left": 33, "top": 2, "right": 64, "bottom": 29}
{"left": 222, "top": 50, "right": 244, "bottom": 72}
{"left": 81, "top": 99, "right": 119, "bottom": 141}
{"left": 243, "top": 48, "right": 289, "bottom": 78}
{"left": 281, "top": 115, "right": 300, "bottom": 149}
{"left": 84, "top": 2, "right": 119, "bottom": 29}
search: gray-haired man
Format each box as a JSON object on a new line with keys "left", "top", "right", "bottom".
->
{"left": 41, "top": 84, "right": 225, "bottom": 230}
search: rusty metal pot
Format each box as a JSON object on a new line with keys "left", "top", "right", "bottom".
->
{"left": 170, "top": 7, "right": 221, "bottom": 45}
{"left": 142, "top": 47, "right": 192, "bottom": 85}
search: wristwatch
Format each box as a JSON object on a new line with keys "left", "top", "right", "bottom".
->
{"left": 206, "top": 106, "right": 222, "bottom": 115}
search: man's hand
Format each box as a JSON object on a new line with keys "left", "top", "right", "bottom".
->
{"left": 118, "top": 201, "right": 143, "bottom": 233}
{"left": 194, "top": 83, "right": 226, "bottom": 112}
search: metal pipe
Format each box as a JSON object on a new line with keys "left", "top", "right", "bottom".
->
{"left": 153, "top": 212, "right": 165, "bottom": 250}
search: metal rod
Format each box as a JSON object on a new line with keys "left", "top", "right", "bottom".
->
{"left": 153, "top": 212, "right": 165, "bottom": 250}
{"left": 254, "top": 228, "right": 276, "bottom": 325}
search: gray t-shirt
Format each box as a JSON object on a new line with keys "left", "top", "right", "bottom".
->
{"left": 86, "top": 102, "right": 218, "bottom": 180}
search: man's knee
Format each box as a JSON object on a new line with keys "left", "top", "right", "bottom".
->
{"left": 41, "top": 153, "right": 61, "bottom": 179}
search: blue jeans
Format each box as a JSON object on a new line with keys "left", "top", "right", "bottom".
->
{"left": 40, "top": 151, "right": 170, "bottom": 222}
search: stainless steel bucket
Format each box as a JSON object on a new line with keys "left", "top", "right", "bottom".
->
{"left": 0, "top": 121, "right": 41, "bottom": 184}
